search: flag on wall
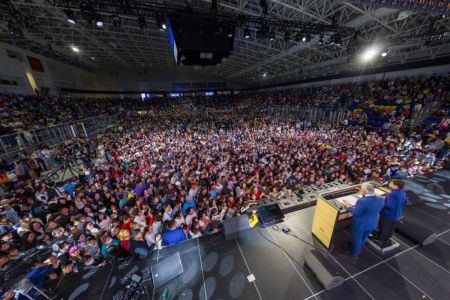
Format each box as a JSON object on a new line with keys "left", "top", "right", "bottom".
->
{"left": 27, "top": 56, "right": 45, "bottom": 72}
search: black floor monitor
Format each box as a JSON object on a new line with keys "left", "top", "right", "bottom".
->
{"left": 151, "top": 252, "right": 184, "bottom": 289}
{"left": 258, "top": 203, "right": 284, "bottom": 226}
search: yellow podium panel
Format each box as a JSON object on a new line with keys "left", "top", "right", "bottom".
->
{"left": 311, "top": 197, "right": 339, "bottom": 249}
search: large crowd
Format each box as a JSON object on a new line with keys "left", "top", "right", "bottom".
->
{"left": 0, "top": 74, "right": 449, "bottom": 296}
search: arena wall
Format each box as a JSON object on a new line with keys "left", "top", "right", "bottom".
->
{"left": 0, "top": 42, "right": 98, "bottom": 95}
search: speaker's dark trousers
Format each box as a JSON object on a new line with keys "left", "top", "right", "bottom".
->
{"left": 379, "top": 215, "right": 396, "bottom": 246}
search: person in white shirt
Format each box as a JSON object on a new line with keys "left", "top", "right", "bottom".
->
{"left": 162, "top": 203, "right": 173, "bottom": 222}
{"left": 185, "top": 207, "right": 197, "bottom": 226}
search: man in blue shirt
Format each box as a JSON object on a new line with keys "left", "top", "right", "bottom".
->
{"left": 343, "top": 183, "right": 384, "bottom": 258}
{"left": 376, "top": 179, "right": 407, "bottom": 247}
{"left": 163, "top": 220, "right": 187, "bottom": 246}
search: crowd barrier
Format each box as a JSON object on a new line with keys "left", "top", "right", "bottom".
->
{"left": 267, "top": 106, "right": 351, "bottom": 124}
{"left": 0, "top": 115, "right": 119, "bottom": 160}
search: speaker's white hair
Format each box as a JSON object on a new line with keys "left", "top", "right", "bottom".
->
{"left": 361, "top": 182, "right": 375, "bottom": 194}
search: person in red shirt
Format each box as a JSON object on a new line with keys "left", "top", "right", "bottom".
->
{"left": 120, "top": 216, "right": 132, "bottom": 232}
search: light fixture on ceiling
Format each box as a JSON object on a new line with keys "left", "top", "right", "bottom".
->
{"left": 269, "top": 30, "right": 275, "bottom": 41}
{"left": 71, "top": 46, "right": 80, "bottom": 53}
{"left": 95, "top": 15, "right": 103, "bottom": 27}
{"left": 361, "top": 45, "right": 380, "bottom": 62}
{"left": 65, "top": 9, "right": 76, "bottom": 24}
{"left": 244, "top": 28, "right": 251, "bottom": 39}
{"left": 263, "top": 72, "right": 267, "bottom": 77}
{"left": 90, "top": 56, "right": 95, "bottom": 60}
{"left": 155, "top": 11, "right": 166, "bottom": 31}
{"left": 305, "top": 34, "right": 312, "bottom": 42}
{"left": 381, "top": 51, "right": 388, "bottom": 57}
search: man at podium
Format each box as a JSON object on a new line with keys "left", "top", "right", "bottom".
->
{"left": 343, "top": 183, "right": 384, "bottom": 258}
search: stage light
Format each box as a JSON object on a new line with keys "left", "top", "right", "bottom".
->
{"left": 95, "top": 15, "right": 103, "bottom": 27}
{"left": 155, "top": 11, "right": 166, "bottom": 31}
{"left": 302, "top": 36, "right": 306, "bottom": 42}
{"left": 65, "top": 9, "right": 76, "bottom": 24}
{"left": 228, "top": 30, "right": 234, "bottom": 38}
{"left": 244, "top": 28, "right": 251, "bottom": 39}
{"left": 381, "top": 51, "right": 387, "bottom": 57}
{"left": 263, "top": 72, "right": 267, "bottom": 77}
{"left": 112, "top": 14, "right": 121, "bottom": 26}
{"left": 71, "top": 46, "right": 80, "bottom": 53}
{"left": 90, "top": 56, "right": 95, "bottom": 60}
{"left": 138, "top": 16, "right": 146, "bottom": 29}
{"left": 361, "top": 46, "right": 380, "bottom": 62}
{"left": 269, "top": 30, "right": 275, "bottom": 41}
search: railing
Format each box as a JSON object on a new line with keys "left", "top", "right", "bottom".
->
{"left": 267, "top": 106, "right": 351, "bottom": 124}
{"left": 0, "top": 114, "right": 119, "bottom": 160}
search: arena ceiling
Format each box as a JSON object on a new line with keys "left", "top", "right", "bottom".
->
{"left": 1, "top": 0, "right": 449, "bottom": 88}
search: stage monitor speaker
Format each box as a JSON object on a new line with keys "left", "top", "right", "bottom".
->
{"left": 396, "top": 216, "right": 437, "bottom": 246}
{"left": 223, "top": 214, "right": 250, "bottom": 240}
{"left": 151, "top": 252, "right": 184, "bottom": 289}
{"left": 303, "top": 250, "right": 345, "bottom": 290}
{"left": 257, "top": 203, "right": 284, "bottom": 226}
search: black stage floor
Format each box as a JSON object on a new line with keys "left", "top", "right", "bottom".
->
{"left": 56, "top": 170, "right": 450, "bottom": 300}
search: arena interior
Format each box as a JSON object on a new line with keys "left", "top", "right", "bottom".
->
{"left": 0, "top": 1, "right": 450, "bottom": 300}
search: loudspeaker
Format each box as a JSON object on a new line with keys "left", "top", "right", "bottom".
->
{"left": 257, "top": 203, "right": 284, "bottom": 226}
{"left": 223, "top": 214, "right": 250, "bottom": 240}
{"left": 396, "top": 216, "right": 437, "bottom": 246}
{"left": 151, "top": 252, "right": 184, "bottom": 289}
{"left": 303, "top": 250, "right": 345, "bottom": 290}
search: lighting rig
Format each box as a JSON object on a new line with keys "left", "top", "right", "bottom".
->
{"left": 344, "top": 1, "right": 449, "bottom": 15}
{"left": 57, "top": 0, "right": 355, "bottom": 40}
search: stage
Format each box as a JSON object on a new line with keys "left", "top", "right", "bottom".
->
{"left": 56, "top": 170, "right": 450, "bottom": 300}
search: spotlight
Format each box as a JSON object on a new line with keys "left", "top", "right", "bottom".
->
{"left": 155, "top": 11, "right": 166, "bottom": 31}
{"left": 381, "top": 51, "right": 388, "bottom": 57}
{"left": 65, "top": 9, "right": 76, "bottom": 24}
{"left": 71, "top": 46, "right": 80, "bottom": 53}
{"left": 244, "top": 28, "right": 251, "bottom": 39}
{"left": 269, "top": 30, "right": 275, "bottom": 41}
{"left": 95, "top": 16, "right": 103, "bottom": 28}
{"left": 263, "top": 72, "right": 267, "bottom": 77}
{"left": 361, "top": 46, "right": 380, "bottom": 62}
{"left": 227, "top": 29, "right": 234, "bottom": 38}
{"left": 138, "top": 16, "right": 146, "bottom": 29}
{"left": 112, "top": 14, "right": 121, "bottom": 26}
{"left": 90, "top": 56, "right": 95, "bottom": 60}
